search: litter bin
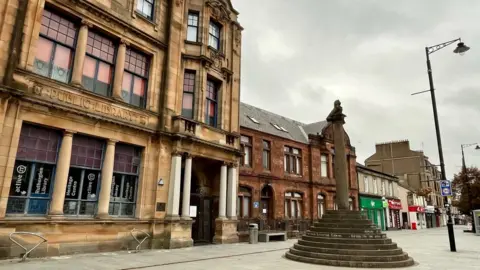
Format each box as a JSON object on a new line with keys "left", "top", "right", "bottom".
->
{"left": 473, "top": 210, "right": 480, "bottom": 236}
{"left": 249, "top": 223, "right": 258, "bottom": 244}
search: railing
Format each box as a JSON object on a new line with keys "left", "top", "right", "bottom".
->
{"left": 237, "top": 218, "right": 313, "bottom": 235}
{"left": 9, "top": 232, "right": 47, "bottom": 262}
{"left": 129, "top": 228, "right": 150, "bottom": 253}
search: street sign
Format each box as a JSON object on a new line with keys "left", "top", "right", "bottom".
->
{"left": 253, "top": 201, "right": 259, "bottom": 208}
{"left": 440, "top": 180, "right": 452, "bottom": 196}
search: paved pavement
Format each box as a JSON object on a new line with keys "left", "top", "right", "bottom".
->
{"left": 0, "top": 226, "right": 478, "bottom": 270}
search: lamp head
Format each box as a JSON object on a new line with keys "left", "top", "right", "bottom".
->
{"left": 454, "top": 42, "right": 470, "bottom": 55}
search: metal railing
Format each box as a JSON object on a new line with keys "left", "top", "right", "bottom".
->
{"left": 237, "top": 218, "right": 312, "bottom": 234}
{"left": 9, "top": 232, "right": 47, "bottom": 262}
{"left": 129, "top": 228, "right": 150, "bottom": 253}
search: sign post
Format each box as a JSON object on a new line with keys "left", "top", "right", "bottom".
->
{"left": 440, "top": 180, "right": 452, "bottom": 197}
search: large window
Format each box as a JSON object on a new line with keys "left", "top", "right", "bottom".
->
{"left": 6, "top": 125, "right": 61, "bottom": 215}
{"left": 284, "top": 146, "right": 301, "bottom": 174}
{"left": 63, "top": 135, "right": 105, "bottom": 216}
{"left": 109, "top": 144, "right": 141, "bottom": 217}
{"left": 122, "top": 48, "right": 149, "bottom": 108}
{"left": 240, "top": 135, "right": 252, "bottom": 167}
{"left": 285, "top": 192, "right": 302, "bottom": 219}
{"left": 34, "top": 10, "right": 77, "bottom": 83}
{"left": 208, "top": 21, "right": 221, "bottom": 50}
{"left": 320, "top": 154, "right": 328, "bottom": 177}
{"left": 205, "top": 79, "right": 218, "bottom": 127}
{"left": 182, "top": 71, "right": 195, "bottom": 118}
{"left": 236, "top": 186, "right": 251, "bottom": 218}
{"left": 136, "top": 0, "right": 154, "bottom": 20}
{"left": 317, "top": 194, "right": 326, "bottom": 218}
{"left": 262, "top": 140, "right": 271, "bottom": 170}
{"left": 187, "top": 12, "right": 199, "bottom": 42}
{"left": 82, "top": 32, "right": 116, "bottom": 96}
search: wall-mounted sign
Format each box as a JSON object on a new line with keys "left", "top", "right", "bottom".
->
{"left": 387, "top": 199, "right": 402, "bottom": 210}
{"left": 190, "top": 206, "right": 197, "bottom": 217}
{"left": 253, "top": 202, "right": 259, "bottom": 208}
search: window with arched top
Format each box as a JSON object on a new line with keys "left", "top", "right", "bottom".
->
{"left": 317, "top": 194, "right": 326, "bottom": 218}
{"left": 237, "top": 186, "right": 251, "bottom": 218}
{"left": 285, "top": 192, "right": 303, "bottom": 218}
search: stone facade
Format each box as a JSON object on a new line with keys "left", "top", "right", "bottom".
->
{"left": 0, "top": 0, "right": 242, "bottom": 258}
{"left": 237, "top": 103, "right": 358, "bottom": 236}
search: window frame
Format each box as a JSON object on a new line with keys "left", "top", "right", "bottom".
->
{"left": 237, "top": 186, "right": 251, "bottom": 218}
{"left": 262, "top": 140, "right": 271, "bottom": 170}
{"left": 364, "top": 176, "right": 369, "bottom": 193}
{"left": 320, "top": 154, "right": 328, "bottom": 177}
{"left": 181, "top": 71, "right": 196, "bottom": 119}
{"left": 187, "top": 11, "right": 199, "bottom": 42}
{"left": 34, "top": 10, "right": 78, "bottom": 83}
{"left": 122, "top": 47, "right": 149, "bottom": 108}
{"left": 208, "top": 20, "right": 221, "bottom": 50}
{"left": 205, "top": 79, "right": 219, "bottom": 127}
{"left": 240, "top": 135, "right": 252, "bottom": 167}
{"left": 284, "top": 192, "right": 303, "bottom": 219}
{"left": 284, "top": 146, "right": 302, "bottom": 175}
{"left": 373, "top": 178, "right": 378, "bottom": 194}
{"left": 136, "top": 0, "right": 155, "bottom": 21}
{"left": 83, "top": 31, "right": 117, "bottom": 97}
{"left": 317, "top": 194, "right": 326, "bottom": 218}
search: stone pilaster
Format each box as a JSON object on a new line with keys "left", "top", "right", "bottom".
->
{"left": 226, "top": 164, "right": 237, "bottom": 219}
{"left": 166, "top": 152, "right": 182, "bottom": 219}
{"left": 112, "top": 39, "right": 128, "bottom": 101}
{"left": 218, "top": 163, "right": 227, "bottom": 219}
{"left": 49, "top": 130, "right": 75, "bottom": 216}
{"left": 96, "top": 139, "right": 116, "bottom": 219}
{"left": 70, "top": 20, "right": 92, "bottom": 87}
{"left": 181, "top": 154, "right": 192, "bottom": 219}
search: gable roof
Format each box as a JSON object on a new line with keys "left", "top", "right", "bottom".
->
{"left": 240, "top": 102, "right": 329, "bottom": 144}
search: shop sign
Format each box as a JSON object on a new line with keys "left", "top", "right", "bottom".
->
{"left": 388, "top": 200, "right": 402, "bottom": 210}
{"left": 359, "top": 197, "right": 383, "bottom": 209}
{"left": 408, "top": 206, "right": 425, "bottom": 213}
{"left": 425, "top": 205, "right": 435, "bottom": 213}
{"left": 382, "top": 201, "right": 389, "bottom": 208}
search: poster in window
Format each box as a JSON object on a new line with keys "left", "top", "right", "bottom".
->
{"left": 30, "top": 163, "right": 54, "bottom": 197}
{"left": 123, "top": 175, "right": 136, "bottom": 202}
{"left": 65, "top": 167, "right": 82, "bottom": 199}
{"left": 81, "top": 170, "right": 99, "bottom": 200}
{"left": 9, "top": 161, "right": 31, "bottom": 196}
{"left": 110, "top": 174, "right": 122, "bottom": 201}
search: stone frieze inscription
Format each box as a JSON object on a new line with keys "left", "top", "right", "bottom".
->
{"left": 32, "top": 86, "right": 148, "bottom": 126}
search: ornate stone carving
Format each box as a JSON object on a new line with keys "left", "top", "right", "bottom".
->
{"left": 206, "top": 0, "right": 230, "bottom": 23}
{"left": 209, "top": 50, "right": 224, "bottom": 71}
{"left": 175, "top": 0, "right": 183, "bottom": 7}
{"left": 234, "top": 26, "right": 241, "bottom": 48}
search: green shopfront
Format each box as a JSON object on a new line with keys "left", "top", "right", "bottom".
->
{"left": 359, "top": 197, "right": 386, "bottom": 231}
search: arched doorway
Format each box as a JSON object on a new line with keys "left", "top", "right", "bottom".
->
{"left": 260, "top": 185, "right": 274, "bottom": 220}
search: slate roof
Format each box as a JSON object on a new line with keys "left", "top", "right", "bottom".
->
{"left": 240, "top": 102, "right": 329, "bottom": 144}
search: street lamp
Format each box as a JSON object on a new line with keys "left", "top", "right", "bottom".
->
{"left": 412, "top": 38, "right": 471, "bottom": 252}
{"left": 461, "top": 143, "right": 480, "bottom": 233}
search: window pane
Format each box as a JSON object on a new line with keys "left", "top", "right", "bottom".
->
{"left": 125, "top": 48, "right": 149, "bottom": 77}
{"left": 188, "top": 13, "right": 198, "bottom": 26}
{"left": 142, "top": 2, "right": 153, "bottom": 19}
{"left": 120, "top": 203, "right": 135, "bottom": 216}
{"left": 123, "top": 175, "right": 137, "bottom": 202}
{"left": 291, "top": 200, "right": 295, "bottom": 218}
{"left": 136, "top": 0, "right": 144, "bottom": 12}
{"left": 240, "top": 136, "right": 250, "bottom": 143}
{"left": 79, "top": 201, "right": 96, "bottom": 215}
{"left": 80, "top": 170, "right": 99, "bottom": 201}
{"left": 182, "top": 93, "right": 194, "bottom": 119}
{"left": 30, "top": 163, "right": 54, "bottom": 197}
{"left": 262, "top": 150, "right": 269, "bottom": 169}
{"left": 51, "top": 45, "right": 72, "bottom": 83}
{"left": 284, "top": 155, "right": 287, "bottom": 171}
{"left": 284, "top": 200, "right": 288, "bottom": 217}
{"left": 296, "top": 157, "right": 301, "bottom": 174}
{"left": 131, "top": 76, "right": 146, "bottom": 107}
{"left": 242, "top": 197, "right": 249, "bottom": 217}
{"left": 6, "top": 198, "right": 27, "bottom": 214}
{"left": 34, "top": 37, "right": 54, "bottom": 77}
{"left": 95, "top": 62, "right": 112, "bottom": 96}
{"left": 65, "top": 167, "right": 82, "bottom": 199}
{"left": 9, "top": 161, "right": 32, "bottom": 197}
{"left": 187, "top": 26, "right": 197, "bottom": 42}
{"left": 237, "top": 197, "right": 241, "bottom": 217}
{"left": 111, "top": 174, "right": 122, "bottom": 201}
{"left": 321, "top": 155, "right": 328, "bottom": 177}
{"left": 122, "top": 72, "right": 133, "bottom": 103}
{"left": 86, "top": 32, "right": 115, "bottom": 63}
{"left": 244, "top": 147, "right": 250, "bottom": 166}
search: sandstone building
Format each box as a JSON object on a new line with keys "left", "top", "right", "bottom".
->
{"left": 0, "top": 0, "right": 242, "bottom": 257}
{"left": 237, "top": 103, "right": 358, "bottom": 237}
{"left": 365, "top": 140, "right": 446, "bottom": 228}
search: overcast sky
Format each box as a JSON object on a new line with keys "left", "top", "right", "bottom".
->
{"left": 232, "top": 0, "right": 480, "bottom": 179}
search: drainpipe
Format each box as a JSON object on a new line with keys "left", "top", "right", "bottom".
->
{"left": 3, "top": 0, "right": 29, "bottom": 86}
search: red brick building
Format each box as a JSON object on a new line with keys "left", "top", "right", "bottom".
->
{"left": 237, "top": 103, "right": 358, "bottom": 234}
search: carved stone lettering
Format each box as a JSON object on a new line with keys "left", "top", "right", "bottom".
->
{"left": 32, "top": 87, "right": 149, "bottom": 126}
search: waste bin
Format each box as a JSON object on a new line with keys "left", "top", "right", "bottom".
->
{"left": 249, "top": 223, "right": 258, "bottom": 244}
{"left": 473, "top": 210, "right": 480, "bottom": 236}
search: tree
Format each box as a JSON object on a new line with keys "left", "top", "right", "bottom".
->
{"left": 452, "top": 166, "right": 480, "bottom": 216}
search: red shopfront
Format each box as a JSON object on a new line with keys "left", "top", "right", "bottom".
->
{"left": 408, "top": 206, "right": 426, "bottom": 230}
{"left": 388, "top": 199, "right": 402, "bottom": 229}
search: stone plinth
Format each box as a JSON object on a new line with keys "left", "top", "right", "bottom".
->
{"left": 213, "top": 219, "right": 239, "bottom": 244}
{"left": 285, "top": 210, "right": 415, "bottom": 268}
{"left": 163, "top": 219, "right": 194, "bottom": 249}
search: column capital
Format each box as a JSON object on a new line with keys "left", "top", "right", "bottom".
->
{"left": 120, "top": 39, "right": 130, "bottom": 46}
{"left": 64, "top": 130, "right": 76, "bottom": 136}
{"left": 184, "top": 152, "right": 194, "bottom": 159}
{"left": 81, "top": 19, "right": 93, "bottom": 28}
{"left": 107, "top": 139, "right": 118, "bottom": 145}
{"left": 172, "top": 151, "right": 183, "bottom": 157}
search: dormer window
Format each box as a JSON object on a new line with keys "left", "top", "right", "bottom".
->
{"left": 247, "top": 116, "right": 259, "bottom": 124}
{"left": 272, "top": 123, "right": 281, "bottom": 130}
{"left": 280, "top": 126, "right": 288, "bottom": 132}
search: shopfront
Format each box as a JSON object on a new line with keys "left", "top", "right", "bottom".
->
{"left": 388, "top": 199, "right": 402, "bottom": 229}
{"left": 408, "top": 206, "right": 426, "bottom": 230}
{"left": 425, "top": 205, "right": 435, "bottom": 228}
{"left": 360, "top": 197, "right": 385, "bottom": 231}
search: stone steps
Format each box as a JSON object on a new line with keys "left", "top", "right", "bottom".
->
{"left": 304, "top": 231, "right": 387, "bottom": 239}
{"left": 321, "top": 214, "right": 369, "bottom": 220}
{"left": 297, "top": 239, "right": 398, "bottom": 250}
{"left": 289, "top": 247, "right": 410, "bottom": 262}
{"left": 301, "top": 235, "right": 393, "bottom": 244}
{"left": 313, "top": 222, "right": 377, "bottom": 228}
{"left": 309, "top": 226, "right": 381, "bottom": 234}
{"left": 285, "top": 251, "right": 415, "bottom": 268}
{"left": 293, "top": 243, "right": 405, "bottom": 256}
{"left": 315, "top": 219, "right": 372, "bottom": 225}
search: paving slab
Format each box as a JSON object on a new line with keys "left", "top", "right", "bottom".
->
{"left": 0, "top": 226, "right": 478, "bottom": 270}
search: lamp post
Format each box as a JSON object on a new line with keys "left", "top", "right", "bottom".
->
{"left": 461, "top": 143, "right": 480, "bottom": 233}
{"left": 412, "top": 38, "right": 470, "bottom": 252}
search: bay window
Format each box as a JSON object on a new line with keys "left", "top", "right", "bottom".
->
{"left": 82, "top": 31, "right": 116, "bottom": 97}
{"left": 285, "top": 192, "right": 303, "bottom": 219}
{"left": 109, "top": 144, "right": 141, "bottom": 217}
{"left": 182, "top": 71, "right": 195, "bottom": 118}
{"left": 284, "top": 146, "right": 301, "bottom": 174}
{"left": 122, "top": 48, "right": 149, "bottom": 108}
{"left": 34, "top": 10, "right": 77, "bottom": 83}
{"left": 205, "top": 79, "right": 218, "bottom": 127}
{"left": 6, "top": 125, "right": 61, "bottom": 215}
{"left": 240, "top": 135, "right": 252, "bottom": 167}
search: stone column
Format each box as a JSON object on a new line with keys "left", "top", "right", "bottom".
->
{"left": 70, "top": 20, "right": 91, "bottom": 87}
{"left": 326, "top": 100, "right": 349, "bottom": 210}
{"left": 218, "top": 163, "right": 227, "bottom": 219}
{"left": 96, "top": 139, "right": 116, "bottom": 219}
{"left": 181, "top": 154, "right": 192, "bottom": 219}
{"left": 166, "top": 152, "right": 182, "bottom": 219}
{"left": 112, "top": 39, "right": 128, "bottom": 101}
{"left": 226, "top": 164, "right": 238, "bottom": 219}
{"left": 49, "top": 130, "right": 75, "bottom": 216}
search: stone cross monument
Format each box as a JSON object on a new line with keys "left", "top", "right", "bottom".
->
{"left": 326, "top": 100, "right": 349, "bottom": 210}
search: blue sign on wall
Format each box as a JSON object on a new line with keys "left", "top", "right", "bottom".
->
{"left": 440, "top": 180, "right": 452, "bottom": 196}
{"left": 253, "top": 201, "right": 259, "bottom": 208}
